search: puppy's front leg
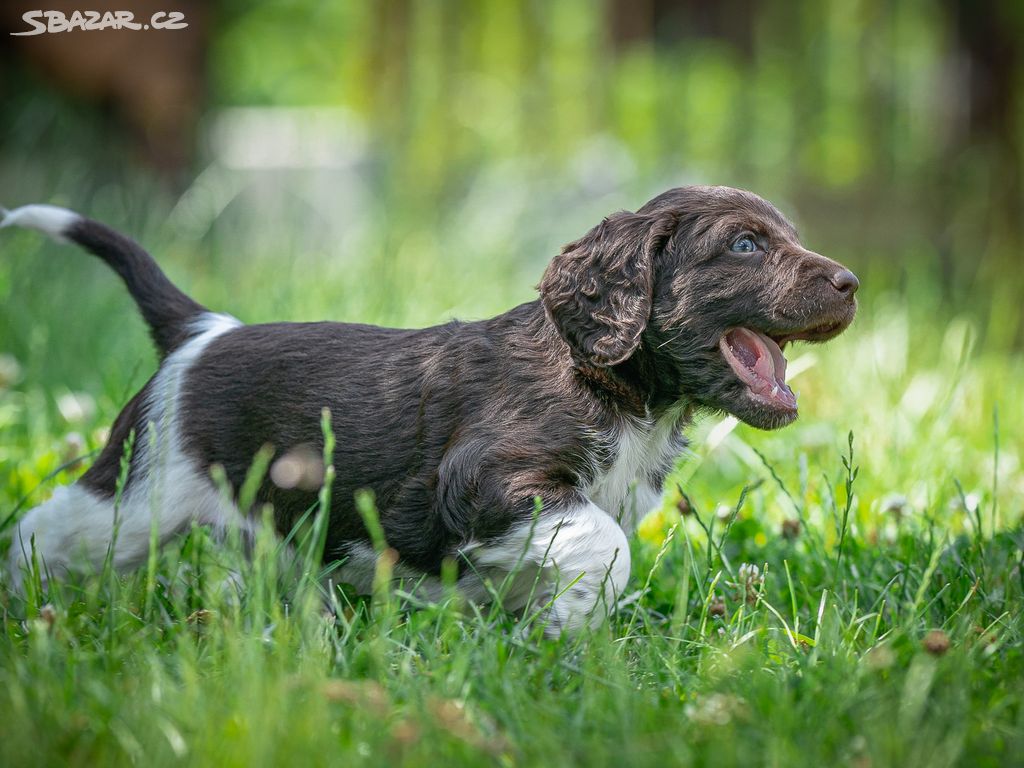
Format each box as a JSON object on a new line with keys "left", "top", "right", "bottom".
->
{"left": 462, "top": 502, "right": 631, "bottom": 636}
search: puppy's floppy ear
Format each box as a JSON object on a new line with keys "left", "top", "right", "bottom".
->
{"left": 540, "top": 211, "right": 672, "bottom": 367}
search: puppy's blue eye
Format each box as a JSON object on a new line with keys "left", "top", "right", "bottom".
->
{"left": 731, "top": 236, "right": 758, "bottom": 253}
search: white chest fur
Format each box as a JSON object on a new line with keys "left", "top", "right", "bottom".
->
{"left": 585, "top": 405, "right": 689, "bottom": 533}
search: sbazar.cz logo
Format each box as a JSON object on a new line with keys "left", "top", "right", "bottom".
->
{"left": 12, "top": 9, "right": 188, "bottom": 35}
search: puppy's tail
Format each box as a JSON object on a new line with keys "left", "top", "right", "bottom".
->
{"left": 2, "top": 204, "right": 209, "bottom": 357}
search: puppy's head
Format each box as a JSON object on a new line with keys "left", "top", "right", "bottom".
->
{"left": 540, "top": 185, "right": 858, "bottom": 429}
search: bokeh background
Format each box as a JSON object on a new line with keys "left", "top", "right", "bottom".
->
{"left": 2, "top": 7, "right": 1024, "bottom": 764}
{"left": 0, "top": 0, "right": 1021, "bottom": 531}
{"left": 2, "top": 1, "right": 1022, "bottom": 327}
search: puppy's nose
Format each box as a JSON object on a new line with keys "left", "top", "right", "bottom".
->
{"left": 830, "top": 269, "right": 860, "bottom": 296}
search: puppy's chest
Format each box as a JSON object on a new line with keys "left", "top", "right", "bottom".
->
{"left": 585, "top": 409, "right": 689, "bottom": 533}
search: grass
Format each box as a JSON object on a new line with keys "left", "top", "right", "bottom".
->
{"left": 0, "top": 190, "right": 1022, "bottom": 767}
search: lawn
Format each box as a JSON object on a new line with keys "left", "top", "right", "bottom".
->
{"left": 0, "top": 189, "right": 1021, "bottom": 767}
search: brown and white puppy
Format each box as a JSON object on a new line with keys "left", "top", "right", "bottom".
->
{"left": 2, "top": 186, "right": 858, "bottom": 634}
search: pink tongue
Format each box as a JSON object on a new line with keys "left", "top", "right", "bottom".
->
{"left": 723, "top": 328, "right": 797, "bottom": 409}
{"left": 737, "top": 333, "right": 776, "bottom": 381}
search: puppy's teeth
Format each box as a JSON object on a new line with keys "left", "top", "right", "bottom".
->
{"left": 771, "top": 385, "right": 779, "bottom": 397}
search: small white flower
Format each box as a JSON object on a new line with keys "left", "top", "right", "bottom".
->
{"left": 270, "top": 444, "right": 325, "bottom": 491}
{"left": 684, "top": 693, "right": 746, "bottom": 727}
{"left": 881, "top": 493, "right": 909, "bottom": 516}
{"left": 62, "top": 431, "right": 86, "bottom": 464}
{"left": 57, "top": 391, "right": 96, "bottom": 424}
{"left": 738, "top": 562, "right": 760, "bottom": 584}
{"left": 0, "top": 354, "right": 22, "bottom": 388}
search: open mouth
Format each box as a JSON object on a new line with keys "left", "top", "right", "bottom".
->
{"left": 720, "top": 329, "right": 797, "bottom": 412}
{"left": 718, "top": 320, "right": 846, "bottom": 414}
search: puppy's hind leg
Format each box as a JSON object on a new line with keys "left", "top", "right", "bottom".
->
{"left": 7, "top": 435, "right": 241, "bottom": 595}
{"left": 8, "top": 314, "right": 244, "bottom": 594}
{"left": 7, "top": 383, "right": 146, "bottom": 592}
{"left": 8, "top": 484, "right": 135, "bottom": 593}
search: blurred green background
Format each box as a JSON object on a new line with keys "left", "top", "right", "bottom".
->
{"left": 2, "top": 1, "right": 1022, "bottom": 309}
{"left": 0, "top": 0, "right": 1021, "bottom": 521}
{"left": 2, "top": 9, "right": 1024, "bottom": 765}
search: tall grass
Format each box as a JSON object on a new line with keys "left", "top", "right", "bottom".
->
{"left": 0, "top": 185, "right": 1021, "bottom": 766}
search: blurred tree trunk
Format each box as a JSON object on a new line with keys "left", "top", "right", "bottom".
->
{"left": 607, "top": 0, "right": 755, "bottom": 51}
{"left": 370, "top": 0, "right": 411, "bottom": 146}
{"left": 936, "top": 0, "right": 1022, "bottom": 319}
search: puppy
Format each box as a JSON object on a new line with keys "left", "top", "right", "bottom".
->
{"left": 2, "top": 186, "right": 858, "bottom": 633}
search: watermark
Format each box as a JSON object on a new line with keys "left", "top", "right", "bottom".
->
{"left": 11, "top": 10, "right": 187, "bottom": 35}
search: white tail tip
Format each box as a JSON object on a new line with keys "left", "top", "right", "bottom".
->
{"left": 0, "top": 204, "right": 81, "bottom": 244}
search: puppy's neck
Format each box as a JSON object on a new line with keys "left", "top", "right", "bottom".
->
{"left": 573, "top": 361, "right": 649, "bottom": 415}
{"left": 580, "top": 338, "right": 694, "bottom": 418}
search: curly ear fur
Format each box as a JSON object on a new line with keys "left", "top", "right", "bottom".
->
{"left": 540, "top": 211, "right": 672, "bottom": 367}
